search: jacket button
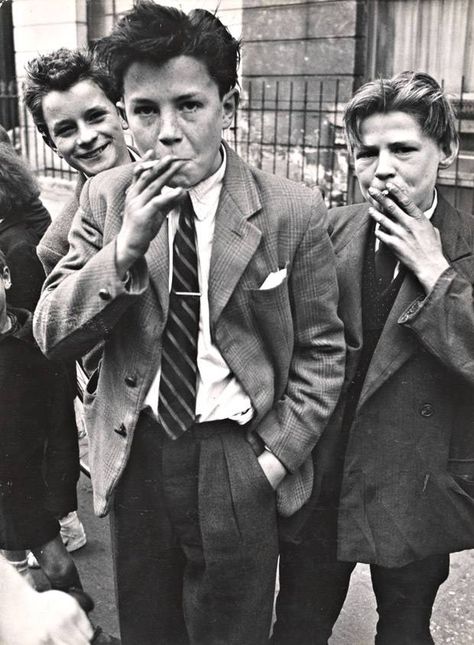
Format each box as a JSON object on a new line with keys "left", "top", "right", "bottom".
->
{"left": 114, "top": 423, "right": 127, "bottom": 437}
{"left": 125, "top": 375, "right": 136, "bottom": 387}
{"left": 420, "top": 404, "right": 434, "bottom": 418}
{"left": 99, "top": 288, "right": 111, "bottom": 301}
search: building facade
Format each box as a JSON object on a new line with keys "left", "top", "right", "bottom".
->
{"left": 0, "top": 0, "right": 472, "bottom": 210}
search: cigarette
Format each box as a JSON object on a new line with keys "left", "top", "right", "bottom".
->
{"left": 133, "top": 160, "right": 157, "bottom": 176}
{"left": 381, "top": 189, "right": 389, "bottom": 197}
{"left": 133, "top": 157, "right": 191, "bottom": 177}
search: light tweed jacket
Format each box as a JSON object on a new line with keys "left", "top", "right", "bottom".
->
{"left": 33, "top": 143, "right": 345, "bottom": 518}
{"left": 37, "top": 173, "right": 86, "bottom": 276}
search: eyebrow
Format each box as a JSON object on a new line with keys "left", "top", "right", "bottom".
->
{"left": 129, "top": 91, "right": 202, "bottom": 103}
{"left": 357, "top": 140, "right": 419, "bottom": 151}
{"left": 51, "top": 105, "right": 109, "bottom": 134}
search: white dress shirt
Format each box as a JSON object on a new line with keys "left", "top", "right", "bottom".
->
{"left": 144, "top": 147, "right": 254, "bottom": 425}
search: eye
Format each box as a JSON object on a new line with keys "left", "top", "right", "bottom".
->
{"left": 54, "top": 124, "right": 76, "bottom": 138}
{"left": 134, "top": 105, "right": 157, "bottom": 116}
{"left": 180, "top": 101, "right": 200, "bottom": 113}
{"left": 395, "top": 146, "right": 416, "bottom": 155}
{"left": 88, "top": 110, "right": 107, "bottom": 123}
{"left": 355, "top": 148, "right": 376, "bottom": 159}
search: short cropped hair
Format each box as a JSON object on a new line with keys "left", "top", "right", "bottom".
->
{"left": 23, "top": 48, "right": 118, "bottom": 146}
{"left": 344, "top": 71, "right": 458, "bottom": 156}
{"left": 95, "top": 0, "right": 240, "bottom": 98}
{"left": 0, "top": 143, "right": 39, "bottom": 219}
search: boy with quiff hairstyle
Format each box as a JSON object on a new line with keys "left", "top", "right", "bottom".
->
{"left": 274, "top": 72, "right": 474, "bottom": 645}
{"left": 33, "top": 2, "right": 345, "bottom": 643}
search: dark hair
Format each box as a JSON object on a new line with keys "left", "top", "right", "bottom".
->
{"left": 0, "top": 143, "right": 39, "bottom": 218}
{"left": 23, "top": 48, "right": 118, "bottom": 146}
{"left": 344, "top": 71, "right": 458, "bottom": 156}
{"left": 95, "top": 0, "right": 240, "bottom": 98}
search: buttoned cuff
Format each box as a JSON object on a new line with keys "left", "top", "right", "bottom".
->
{"left": 398, "top": 266, "right": 454, "bottom": 325}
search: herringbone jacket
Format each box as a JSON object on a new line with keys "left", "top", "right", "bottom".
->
{"left": 33, "top": 144, "right": 345, "bottom": 518}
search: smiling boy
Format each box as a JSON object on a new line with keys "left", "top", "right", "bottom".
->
{"left": 33, "top": 3, "right": 345, "bottom": 644}
{"left": 273, "top": 72, "right": 474, "bottom": 645}
{"left": 24, "top": 48, "right": 134, "bottom": 274}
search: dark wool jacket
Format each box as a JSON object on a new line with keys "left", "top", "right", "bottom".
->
{"left": 0, "top": 217, "right": 46, "bottom": 311}
{"left": 0, "top": 308, "right": 79, "bottom": 518}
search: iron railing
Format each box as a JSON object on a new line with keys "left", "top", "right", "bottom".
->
{"left": 1, "top": 78, "right": 473, "bottom": 212}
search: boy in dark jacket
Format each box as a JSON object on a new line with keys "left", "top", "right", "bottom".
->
{"left": 0, "top": 248, "right": 82, "bottom": 592}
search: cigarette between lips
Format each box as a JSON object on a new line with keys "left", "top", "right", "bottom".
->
{"left": 381, "top": 189, "right": 389, "bottom": 196}
{"left": 133, "top": 158, "right": 191, "bottom": 176}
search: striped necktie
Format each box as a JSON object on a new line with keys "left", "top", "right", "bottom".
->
{"left": 158, "top": 195, "right": 200, "bottom": 439}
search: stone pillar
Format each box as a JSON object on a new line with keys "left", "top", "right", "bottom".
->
{"left": 12, "top": 0, "right": 87, "bottom": 80}
{"left": 12, "top": 0, "right": 87, "bottom": 173}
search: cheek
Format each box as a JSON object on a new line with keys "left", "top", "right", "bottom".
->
{"left": 354, "top": 165, "right": 372, "bottom": 188}
{"left": 57, "top": 142, "right": 73, "bottom": 160}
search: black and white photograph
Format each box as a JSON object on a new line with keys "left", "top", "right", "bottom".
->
{"left": 0, "top": 0, "right": 473, "bottom": 643}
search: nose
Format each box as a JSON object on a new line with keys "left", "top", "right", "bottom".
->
{"left": 374, "top": 150, "right": 396, "bottom": 181}
{"left": 77, "top": 122, "right": 98, "bottom": 147}
{"left": 158, "top": 109, "right": 182, "bottom": 147}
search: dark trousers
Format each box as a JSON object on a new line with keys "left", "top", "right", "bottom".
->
{"left": 110, "top": 412, "right": 279, "bottom": 645}
{"left": 272, "top": 505, "right": 449, "bottom": 645}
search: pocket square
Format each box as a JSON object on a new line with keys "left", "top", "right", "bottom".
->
{"left": 260, "top": 267, "right": 287, "bottom": 290}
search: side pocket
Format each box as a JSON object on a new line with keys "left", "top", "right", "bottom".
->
{"left": 448, "top": 459, "right": 474, "bottom": 499}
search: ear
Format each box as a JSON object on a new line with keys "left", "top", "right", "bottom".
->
{"left": 221, "top": 88, "right": 238, "bottom": 130}
{"left": 438, "top": 139, "right": 458, "bottom": 169}
{"left": 2, "top": 266, "right": 11, "bottom": 290}
{"left": 40, "top": 129, "right": 59, "bottom": 155}
{"left": 116, "top": 100, "right": 129, "bottom": 130}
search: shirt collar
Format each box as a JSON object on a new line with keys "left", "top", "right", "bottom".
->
{"left": 424, "top": 189, "right": 438, "bottom": 221}
{"left": 188, "top": 146, "right": 226, "bottom": 221}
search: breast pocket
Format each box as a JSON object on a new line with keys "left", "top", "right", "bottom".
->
{"left": 248, "top": 277, "right": 293, "bottom": 356}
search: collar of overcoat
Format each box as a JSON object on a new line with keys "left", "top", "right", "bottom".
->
{"left": 145, "top": 141, "right": 263, "bottom": 328}
{"left": 335, "top": 193, "right": 473, "bottom": 410}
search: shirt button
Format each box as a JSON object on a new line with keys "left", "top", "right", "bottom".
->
{"left": 114, "top": 423, "right": 127, "bottom": 437}
{"left": 125, "top": 375, "right": 137, "bottom": 387}
{"left": 99, "top": 288, "right": 111, "bottom": 300}
{"left": 420, "top": 404, "right": 434, "bottom": 418}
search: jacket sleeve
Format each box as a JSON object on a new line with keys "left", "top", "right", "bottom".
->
{"left": 257, "top": 191, "right": 346, "bottom": 473}
{"left": 6, "top": 238, "right": 46, "bottom": 312}
{"left": 399, "top": 263, "right": 474, "bottom": 387}
{"left": 33, "top": 178, "right": 149, "bottom": 362}
{"left": 37, "top": 194, "right": 80, "bottom": 276}
{"left": 43, "top": 361, "right": 79, "bottom": 519}
{"left": 24, "top": 195, "right": 52, "bottom": 242}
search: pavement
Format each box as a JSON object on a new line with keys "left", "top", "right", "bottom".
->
{"left": 35, "top": 474, "right": 472, "bottom": 644}
{"left": 36, "top": 183, "right": 474, "bottom": 644}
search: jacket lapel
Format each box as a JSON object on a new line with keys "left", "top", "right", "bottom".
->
{"left": 358, "top": 271, "right": 421, "bottom": 407}
{"left": 332, "top": 206, "right": 371, "bottom": 384}
{"left": 359, "top": 193, "right": 471, "bottom": 408}
{"left": 209, "top": 145, "right": 262, "bottom": 326}
{"left": 146, "top": 221, "right": 170, "bottom": 317}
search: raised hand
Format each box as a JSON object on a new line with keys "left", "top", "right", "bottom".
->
{"left": 115, "top": 154, "right": 189, "bottom": 277}
{"left": 368, "top": 182, "right": 449, "bottom": 293}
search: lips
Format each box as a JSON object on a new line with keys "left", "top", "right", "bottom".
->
{"left": 78, "top": 142, "right": 110, "bottom": 160}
